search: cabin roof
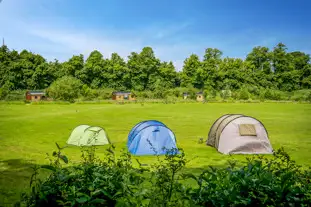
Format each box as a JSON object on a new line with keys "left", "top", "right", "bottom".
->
{"left": 112, "top": 91, "right": 132, "bottom": 95}
{"left": 27, "top": 90, "right": 45, "bottom": 95}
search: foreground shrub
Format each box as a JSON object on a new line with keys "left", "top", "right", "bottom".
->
{"left": 18, "top": 145, "right": 311, "bottom": 207}
{"left": 188, "top": 148, "right": 311, "bottom": 206}
{"left": 19, "top": 145, "right": 146, "bottom": 207}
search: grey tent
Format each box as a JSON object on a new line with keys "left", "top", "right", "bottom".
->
{"left": 206, "top": 114, "right": 273, "bottom": 154}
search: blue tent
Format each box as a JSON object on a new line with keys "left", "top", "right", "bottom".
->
{"left": 127, "top": 120, "right": 178, "bottom": 155}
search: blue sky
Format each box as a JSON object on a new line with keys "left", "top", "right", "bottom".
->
{"left": 0, "top": 0, "right": 311, "bottom": 70}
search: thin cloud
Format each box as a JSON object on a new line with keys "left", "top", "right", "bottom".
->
{"left": 1, "top": 0, "right": 310, "bottom": 71}
{"left": 27, "top": 24, "right": 202, "bottom": 69}
{"left": 0, "top": 0, "right": 202, "bottom": 70}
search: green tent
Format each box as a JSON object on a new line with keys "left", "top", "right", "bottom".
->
{"left": 67, "top": 125, "right": 110, "bottom": 146}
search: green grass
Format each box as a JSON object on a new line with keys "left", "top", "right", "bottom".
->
{"left": 0, "top": 102, "right": 311, "bottom": 205}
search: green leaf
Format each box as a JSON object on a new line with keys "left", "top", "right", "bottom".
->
{"left": 40, "top": 165, "right": 56, "bottom": 171}
{"left": 76, "top": 197, "right": 88, "bottom": 203}
{"left": 184, "top": 173, "right": 198, "bottom": 180}
{"left": 89, "top": 199, "right": 107, "bottom": 204}
{"left": 60, "top": 155, "right": 69, "bottom": 164}
{"left": 100, "top": 190, "right": 113, "bottom": 198}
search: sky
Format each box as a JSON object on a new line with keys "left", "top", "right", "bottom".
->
{"left": 0, "top": 0, "right": 311, "bottom": 70}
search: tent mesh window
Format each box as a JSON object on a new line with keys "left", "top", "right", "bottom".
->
{"left": 238, "top": 124, "right": 257, "bottom": 136}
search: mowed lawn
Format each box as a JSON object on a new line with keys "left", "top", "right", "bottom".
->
{"left": 0, "top": 102, "right": 311, "bottom": 205}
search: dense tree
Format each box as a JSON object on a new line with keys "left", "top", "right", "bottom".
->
{"left": 156, "top": 61, "right": 178, "bottom": 89}
{"left": 62, "top": 54, "right": 84, "bottom": 78}
{"left": 0, "top": 42, "right": 310, "bottom": 93}
{"left": 271, "top": 43, "right": 295, "bottom": 73}
{"left": 201, "top": 48, "right": 223, "bottom": 90}
{"left": 246, "top": 46, "right": 271, "bottom": 73}
{"left": 180, "top": 54, "right": 201, "bottom": 87}
{"left": 127, "top": 47, "right": 161, "bottom": 91}
{"left": 290, "top": 51, "right": 310, "bottom": 71}
{"left": 106, "top": 53, "right": 130, "bottom": 90}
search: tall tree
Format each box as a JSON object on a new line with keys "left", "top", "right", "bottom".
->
{"left": 127, "top": 47, "right": 160, "bottom": 91}
{"left": 290, "top": 51, "right": 310, "bottom": 70}
{"left": 76, "top": 51, "right": 104, "bottom": 88}
{"left": 106, "top": 53, "right": 130, "bottom": 90}
{"left": 301, "top": 64, "right": 311, "bottom": 88}
{"left": 272, "top": 43, "right": 294, "bottom": 73}
{"left": 219, "top": 57, "right": 244, "bottom": 89}
{"left": 180, "top": 54, "right": 201, "bottom": 87}
{"left": 62, "top": 54, "right": 84, "bottom": 78}
{"left": 246, "top": 46, "right": 271, "bottom": 73}
{"left": 201, "top": 48, "right": 223, "bottom": 90}
{"left": 158, "top": 61, "right": 177, "bottom": 89}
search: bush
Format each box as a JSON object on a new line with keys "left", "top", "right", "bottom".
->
{"left": 18, "top": 145, "right": 311, "bottom": 207}
{"left": 3, "top": 90, "right": 26, "bottom": 101}
{"left": 247, "top": 85, "right": 260, "bottom": 97}
{"left": 238, "top": 87, "right": 250, "bottom": 100}
{"left": 220, "top": 89, "right": 232, "bottom": 100}
{"left": 47, "top": 76, "right": 83, "bottom": 102}
{"left": 306, "top": 91, "right": 311, "bottom": 102}
{"left": 290, "top": 90, "right": 311, "bottom": 102}
{"left": 258, "top": 89, "right": 287, "bottom": 101}
{"left": 170, "top": 87, "right": 188, "bottom": 98}
{"left": 135, "top": 90, "right": 155, "bottom": 99}
{"left": 95, "top": 88, "right": 114, "bottom": 100}
{"left": 154, "top": 88, "right": 169, "bottom": 99}
{"left": 163, "top": 95, "right": 178, "bottom": 104}
{"left": 188, "top": 148, "right": 311, "bottom": 206}
{"left": 0, "top": 86, "right": 9, "bottom": 100}
{"left": 204, "top": 88, "right": 217, "bottom": 101}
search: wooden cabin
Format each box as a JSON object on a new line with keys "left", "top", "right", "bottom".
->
{"left": 196, "top": 92, "right": 204, "bottom": 102}
{"left": 25, "top": 90, "right": 46, "bottom": 101}
{"left": 112, "top": 91, "right": 136, "bottom": 101}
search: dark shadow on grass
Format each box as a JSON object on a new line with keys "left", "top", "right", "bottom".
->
{"left": 0, "top": 159, "right": 49, "bottom": 206}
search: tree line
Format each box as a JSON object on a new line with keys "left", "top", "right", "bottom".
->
{"left": 0, "top": 42, "right": 310, "bottom": 93}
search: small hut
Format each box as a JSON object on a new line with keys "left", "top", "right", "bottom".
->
{"left": 183, "top": 92, "right": 189, "bottom": 100}
{"left": 112, "top": 91, "right": 136, "bottom": 101}
{"left": 196, "top": 92, "right": 204, "bottom": 102}
{"left": 25, "top": 90, "right": 46, "bottom": 101}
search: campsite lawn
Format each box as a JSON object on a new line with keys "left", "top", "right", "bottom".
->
{"left": 0, "top": 102, "right": 311, "bottom": 205}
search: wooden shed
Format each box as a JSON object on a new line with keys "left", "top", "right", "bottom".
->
{"left": 112, "top": 91, "right": 136, "bottom": 101}
{"left": 25, "top": 90, "right": 46, "bottom": 101}
{"left": 196, "top": 92, "right": 204, "bottom": 102}
{"left": 183, "top": 92, "right": 189, "bottom": 100}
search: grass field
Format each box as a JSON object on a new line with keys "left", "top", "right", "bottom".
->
{"left": 0, "top": 102, "right": 311, "bottom": 205}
